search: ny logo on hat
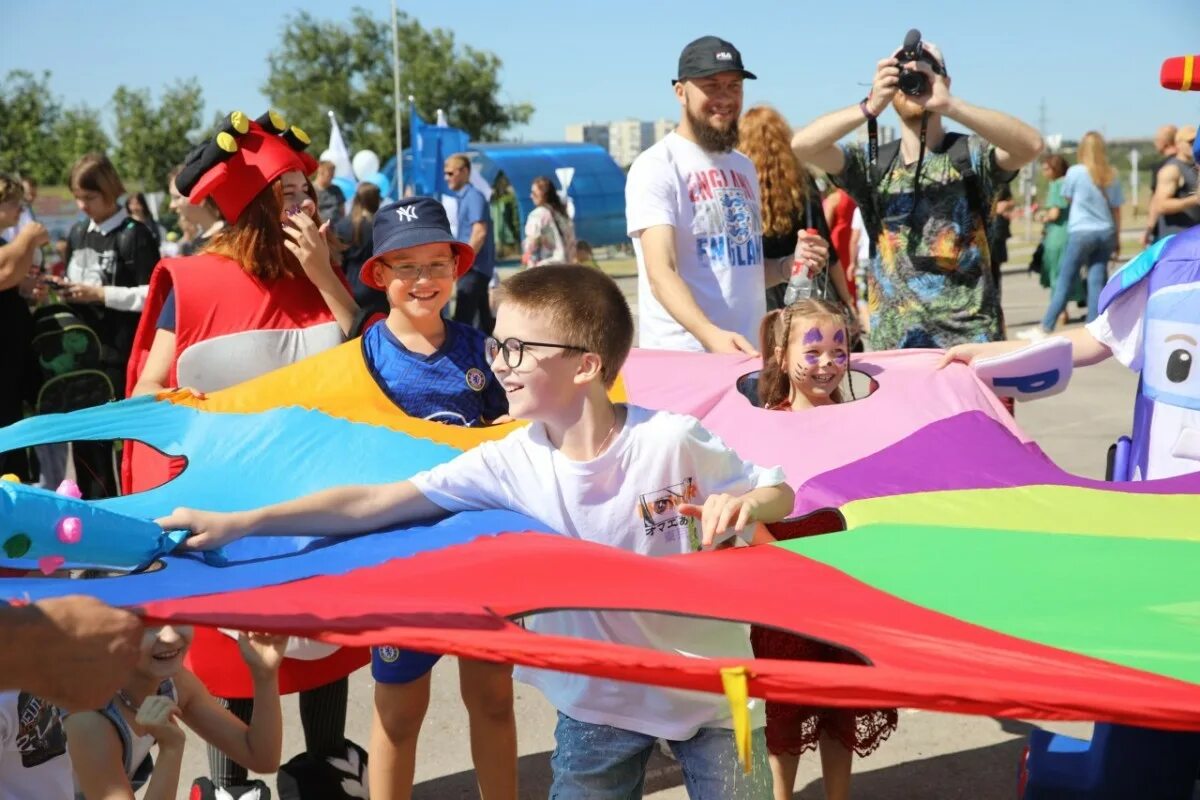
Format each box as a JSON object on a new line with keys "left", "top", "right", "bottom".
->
{"left": 716, "top": 51, "right": 733, "bottom": 61}
{"left": 396, "top": 205, "right": 419, "bottom": 223}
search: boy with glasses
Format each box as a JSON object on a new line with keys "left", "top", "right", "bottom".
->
{"left": 164, "top": 263, "right": 792, "bottom": 798}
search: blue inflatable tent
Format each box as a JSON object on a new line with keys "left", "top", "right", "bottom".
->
{"left": 382, "top": 142, "right": 627, "bottom": 247}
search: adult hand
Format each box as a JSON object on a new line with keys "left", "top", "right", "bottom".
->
{"left": 866, "top": 58, "right": 901, "bottom": 117}
{"left": 236, "top": 632, "right": 289, "bottom": 677}
{"left": 699, "top": 326, "right": 760, "bottom": 356}
{"left": 937, "top": 342, "right": 990, "bottom": 369}
{"left": 135, "top": 695, "right": 186, "bottom": 751}
{"left": 61, "top": 283, "right": 105, "bottom": 304}
{"left": 18, "top": 221, "right": 49, "bottom": 248}
{"left": 677, "top": 492, "right": 765, "bottom": 549}
{"left": 157, "top": 507, "right": 248, "bottom": 551}
{"left": 282, "top": 211, "right": 334, "bottom": 284}
{"left": 5, "top": 596, "right": 143, "bottom": 711}
{"left": 905, "top": 47, "right": 953, "bottom": 114}
{"left": 794, "top": 230, "right": 829, "bottom": 277}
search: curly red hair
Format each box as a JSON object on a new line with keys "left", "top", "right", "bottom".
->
{"left": 738, "top": 106, "right": 811, "bottom": 240}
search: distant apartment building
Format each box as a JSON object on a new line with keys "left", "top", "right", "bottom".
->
{"left": 565, "top": 118, "right": 676, "bottom": 167}
{"left": 565, "top": 122, "right": 610, "bottom": 152}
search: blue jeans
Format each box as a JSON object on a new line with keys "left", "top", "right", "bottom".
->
{"left": 1041, "top": 228, "right": 1114, "bottom": 330}
{"left": 549, "top": 712, "right": 771, "bottom": 799}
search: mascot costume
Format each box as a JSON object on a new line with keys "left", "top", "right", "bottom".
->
{"left": 125, "top": 111, "right": 367, "bottom": 800}
{"left": 973, "top": 53, "right": 1200, "bottom": 800}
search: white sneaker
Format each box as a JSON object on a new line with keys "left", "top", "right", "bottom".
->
{"left": 1015, "top": 327, "right": 1048, "bottom": 342}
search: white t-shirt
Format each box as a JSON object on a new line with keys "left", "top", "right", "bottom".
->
{"left": 1087, "top": 279, "right": 1200, "bottom": 479}
{"left": 626, "top": 132, "right": 765, "bottom": 352}
{"left": 410, "top": 404, "right": 785, "bottom": 739}
{"left": 851, "top": 206, "right": 869, "bottom": 265}
{"left": 0, "top": 691, "right": 73, "bottom": 800}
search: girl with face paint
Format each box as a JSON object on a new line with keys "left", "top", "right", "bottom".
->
{"left": 753, "top": 298, "right": 899, "bottom": 800}
{"left": 757, "top": 298, "right": 852, "bottom": 411}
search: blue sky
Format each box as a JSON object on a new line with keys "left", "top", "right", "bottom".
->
{"left": 5, "top": 0, "right": 1200, "bottom": 151}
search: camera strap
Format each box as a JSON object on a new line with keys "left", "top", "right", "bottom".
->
{"left": 867, "top": 116, "right": 880, "bottom": 261}
{"left": 913, "top": 111, "right": 929, "bottom": 206}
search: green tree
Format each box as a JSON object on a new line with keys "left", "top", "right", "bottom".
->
{"left": 112, "top": 78, "right": 205, "bottom": 191}
{"left": 263, "top": 7, "right": 533, "bottom": 160}
{"left": 52, "top": 106, "right": 111, "bottom": 183}
{"left": 0, "top": 70, "right": 64, "bottom": 184}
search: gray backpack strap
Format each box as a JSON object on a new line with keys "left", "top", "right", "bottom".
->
{"left": 946, "top": 132, "right": 989, "bottom": 229}
{"left": 866, "top": 139, "right": 902, "bottom": 261}
{"left": 96, "top": 703, "right": 136, "bottom": 777}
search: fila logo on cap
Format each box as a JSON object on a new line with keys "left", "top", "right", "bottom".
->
{"left": 715, "top": 51, "right": 733, "bottom": 61}
{"left": 396, "top": 206, "right": 419, "bottom": 222}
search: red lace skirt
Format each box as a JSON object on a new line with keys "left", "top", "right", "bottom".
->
{"left": 754, "top": 513, "right": 896, "bottom": 757}
{"left": 750, "top": 626, "right": 898, "bottom": 756}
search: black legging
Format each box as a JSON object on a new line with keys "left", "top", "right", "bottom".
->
{"left": 208, "top": 676, "right": 349, "bottom": 786}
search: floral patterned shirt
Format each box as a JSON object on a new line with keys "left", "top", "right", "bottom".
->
{"left": 832, "top": 134, "right": 1015, "bottom": 350}
{"left": 522, "top": 206, "right": 576, "bottom": 266}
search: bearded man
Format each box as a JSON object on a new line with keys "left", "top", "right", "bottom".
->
{"left": 626, "top": 36, "right": 775, "bottom": 353}
{"left": 792, "top": 38, "right": 1043, "bottom": 351}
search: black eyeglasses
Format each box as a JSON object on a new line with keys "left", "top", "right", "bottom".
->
{"left": 485, "top": 336, "right": 587, "bottom": 369}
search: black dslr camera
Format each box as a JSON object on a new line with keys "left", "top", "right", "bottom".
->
{"left": 896, "top": 29, "right": 943, "bottom": 97}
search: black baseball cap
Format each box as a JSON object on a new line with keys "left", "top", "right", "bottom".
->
{"left": 673, "top": 36, "right": 757, "bottom": 85}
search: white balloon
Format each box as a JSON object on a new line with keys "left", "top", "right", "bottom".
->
{"left": 351, "top": 150, "right": 380, "bottom": 181}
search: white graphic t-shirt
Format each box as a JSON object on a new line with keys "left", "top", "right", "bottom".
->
{"left": 0, "top": 691, "right": 72, "bottom": 800}
{"left": 627, "top": 132, "right": 765, "bottom": 351}
{"left": 410, "top": 404, "right": 785, "bottom": 739}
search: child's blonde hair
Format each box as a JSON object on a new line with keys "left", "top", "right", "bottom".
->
{"left": 758, "top": 298, "right": 848, "bottom": 408}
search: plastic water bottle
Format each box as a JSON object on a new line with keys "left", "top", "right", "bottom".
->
{"left": 783, "top": 228, "right": 819, "bottom": 305}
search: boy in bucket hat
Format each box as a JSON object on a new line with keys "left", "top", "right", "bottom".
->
{"left": 357, "top": 195, "right": 514, "bottom": 797}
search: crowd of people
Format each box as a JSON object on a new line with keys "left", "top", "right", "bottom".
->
{"left": 1, "top": 28, "right": 1197, "bottom": 800}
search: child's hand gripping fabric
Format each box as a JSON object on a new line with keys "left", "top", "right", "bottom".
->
{"left": 236, "top": 632, "right": 289, "bottom": 677}
{"left": 159, "top": 507, "right": 247, "bottom": 551}
{"left": 678, "top": 485, "right": 793, "bottom": 549}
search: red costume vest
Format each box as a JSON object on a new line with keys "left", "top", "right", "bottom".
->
{"left": 123, "top": 253, "right": 363, "bottom": 696}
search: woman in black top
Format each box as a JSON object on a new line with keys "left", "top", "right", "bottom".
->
{"left": 334, "top": 181, "right": 383, "bottom": 307}
{"left": 126, "top": 192, "right": 161, "bottom": 245}
{"left": 739, "top": 106, "right": 854, "bottom": 314}
{"left": 0, "top": 174, "right": 47, "bottom": 482}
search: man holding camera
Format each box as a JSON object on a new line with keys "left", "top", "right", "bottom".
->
{"left": 793, "top": 34, "right": 1043, "bottom": 351}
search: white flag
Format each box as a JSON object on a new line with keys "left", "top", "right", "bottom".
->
{"left": 326, "top": 111, "right": 355, "bottom": 179}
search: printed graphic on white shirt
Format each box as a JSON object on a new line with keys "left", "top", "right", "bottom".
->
{"left": 638, "top": 478, "right": 699, "bottom": 549}
{"left": 14, "top": 693, "right": 65, "bottom": 768}
{"left": 688, "top": 169, "right": 762, "bottom": 270}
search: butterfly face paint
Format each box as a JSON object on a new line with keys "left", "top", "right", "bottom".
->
{"left": 782, "top": 317, "right": 849, "bottom": 407}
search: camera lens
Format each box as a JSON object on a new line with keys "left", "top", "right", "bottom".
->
{"left": 898, "top": 69, "right": 929, "bottom": 97}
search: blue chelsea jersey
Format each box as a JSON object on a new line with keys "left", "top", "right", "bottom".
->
{"left": 363, "top": 320, "right": 508, "bottom": 426}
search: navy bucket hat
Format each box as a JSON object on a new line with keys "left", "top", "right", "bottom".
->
{"left": 360, "top": 196, "right": 475, "bottom": 290}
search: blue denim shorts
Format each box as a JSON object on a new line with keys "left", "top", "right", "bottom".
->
{"left": 549, "top": 711, "right": 770, "bottom": 799}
